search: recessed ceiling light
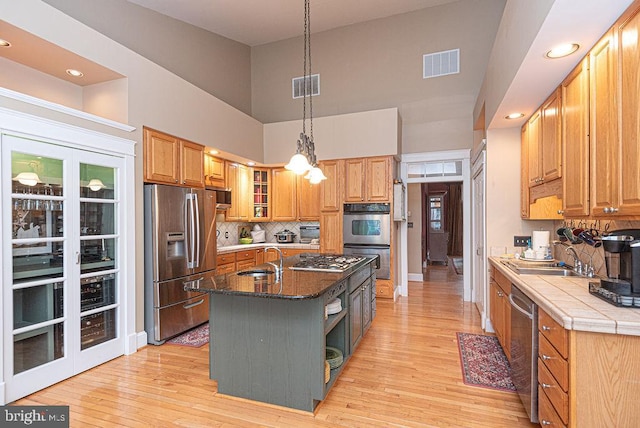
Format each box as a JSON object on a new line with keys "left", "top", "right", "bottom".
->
{"left": 66, "top": 68, "right": 84, "bottom": 77}
{"left": 545, "top": 43, "right": 579, "bottom": 59}
{"left": 0, "top": 38, "right": 11, "bottom": 47}
{"left": 209, "top": 149, "right": 219, "bottom": 155}
{"left": 505, "top": 112, "right": 525, "bottom": 120}
{"left": 247, "top": 161, "right": 256, "bottom": 166}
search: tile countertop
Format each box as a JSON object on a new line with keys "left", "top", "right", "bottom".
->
{"left": 217, "top": 243, "right": 320, "bottom": 253}
{"left": 489, "top": 257, "right": 640, "bottom": 337}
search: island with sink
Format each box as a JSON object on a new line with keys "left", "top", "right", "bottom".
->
{"left": 185, "top": 252, "right": 378, "bottom": 412}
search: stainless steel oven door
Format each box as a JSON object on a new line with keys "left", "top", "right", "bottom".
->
{"left": 343, "top": 213, "right": 391, "bottom": 246}
{"left": 343, "top": 244, "right": 390, "bottom": 280}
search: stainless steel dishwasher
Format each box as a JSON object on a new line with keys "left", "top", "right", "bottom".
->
{"left": 509, "top": 285, "right": 538, "bottom": 423}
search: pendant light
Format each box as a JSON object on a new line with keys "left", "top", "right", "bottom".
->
{"left": 285, "top": 0, "right": 326, "bottom": 183}
{"left": 13, "top": 161, "right": 41, "bottom": 186}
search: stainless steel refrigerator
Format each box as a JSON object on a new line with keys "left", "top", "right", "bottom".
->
{"left": 143, "top": 184, "right": 217, "bottom": 344}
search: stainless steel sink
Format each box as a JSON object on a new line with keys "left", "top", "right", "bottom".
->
{"left": 501, "top": 260, "right": 582, "bottom": 276}
{"left": 236, "top": 269, "right": 275, "bottom": 278}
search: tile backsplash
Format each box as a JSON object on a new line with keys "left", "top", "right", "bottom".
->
{"left": 215, "top": 214, "right": 319, "bottom": 247}
{"left": 551, "top": 219, "right": 640, "bottom": 278}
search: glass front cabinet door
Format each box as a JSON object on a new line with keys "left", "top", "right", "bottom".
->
{"left": 1, "top": 112, "right": 135, "bottom": 404}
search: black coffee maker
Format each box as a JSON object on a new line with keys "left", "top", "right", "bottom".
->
{"left": 601, "top": 229, "right": 640, "bottom": 294}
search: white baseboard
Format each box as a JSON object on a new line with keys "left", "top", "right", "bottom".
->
{"left": 136, "top": 331, "right": 148, "bottom": 350}
{"left": 408, "top": 273, "right": 423, "bottom": 282}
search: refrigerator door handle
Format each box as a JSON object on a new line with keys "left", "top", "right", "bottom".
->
{"left": 185, "top": 193, "right": 197, "bottom": 269}
{"left": 193, "top": 192, "right": 200, "bottom": 268}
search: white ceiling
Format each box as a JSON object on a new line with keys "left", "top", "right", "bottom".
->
{"left": 126, "top": 0, "right": 460, "bottom": 46}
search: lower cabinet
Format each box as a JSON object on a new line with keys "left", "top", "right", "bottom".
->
{"left": 349, "top": 267, "right": 375, "bottom": 352}
{"left": 538, "top": 309, "right": 569, "bottom": 427}
{"left": 489, "top": 266, "right": 511, "bottom": 360}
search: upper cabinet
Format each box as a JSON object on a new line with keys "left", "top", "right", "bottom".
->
{"left": 540, "top": 89, "right": 562, "bottom": 184}
{"left": 271, "top": 167, "right": 297, "bottom": 222}
{"left": 615, "top": 5, "right": 640, "bottom": 216}
{"left": 297, "top": 175, "right": 320, "bottom": 221}
{"left": 250, "top": 168, "right": 270, "bottom": 221}
{"left": 143, "top": 127, "right": 204, "bottom": 188}
{"left": 319, "top": 159, "right": 344, "bottom": 212}
{"left": 345, "top": 156, "right": 392, "bottom": 203}
{"left": 204, "top": 154, "right": 225, "bottom": 188}
{"left": 226, "top": 163, "right": 250, "bottom": 221}
{"left": 561, "top": 58, "right": 590, "bottom": 218}
{"left": 590, "top": 29, "right": 618, "bottom": 217}
{"left": 522, "top": 1, "right": 640, "bottom": 220}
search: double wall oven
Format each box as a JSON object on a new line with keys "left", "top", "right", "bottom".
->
{"left": 343, "top": 203, "right": 390, "bottom": 279}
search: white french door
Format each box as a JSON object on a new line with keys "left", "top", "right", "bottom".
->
{"left": 2, "top": 134, "right": 125, "bottom": 402}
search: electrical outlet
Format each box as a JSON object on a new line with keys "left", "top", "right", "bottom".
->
{"left": 514, "top": 235, "right": 531, "bottom": 247}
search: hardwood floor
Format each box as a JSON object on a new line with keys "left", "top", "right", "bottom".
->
{"left": 13, "top": 267, "right": 537, "bottom": 427}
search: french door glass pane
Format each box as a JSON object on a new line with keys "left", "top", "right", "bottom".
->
{"left": 81, "top": 308, "right": 116, "bottom": 350}
{"left": 14, "top": 282, "right": 64, "bottom": 329}
{"left": 14, "top": 323, "right": 65, "bottom": 374}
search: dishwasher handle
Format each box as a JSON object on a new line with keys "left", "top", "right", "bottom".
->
{"left": 509, "top": 292, "right": 534, "bottom": 320}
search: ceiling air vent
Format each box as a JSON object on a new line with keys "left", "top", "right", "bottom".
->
{"left": 423, "top": 48, "right": 460, "bottom": 79}
{"left": 292, "top": 74, "right": 320, "bottom": 99}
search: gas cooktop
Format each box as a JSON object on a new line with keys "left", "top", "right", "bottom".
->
{"left": 289, "top": 254, "right": 366, "bottom": 272}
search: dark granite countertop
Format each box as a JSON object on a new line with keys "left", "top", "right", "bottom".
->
{"left": 184, "top": 253, "right": 376, "bottom": 300}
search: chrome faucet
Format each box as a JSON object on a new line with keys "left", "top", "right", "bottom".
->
{"left": 565, "top": 246, "right": 583, "bottom": 274}
{"left": 264, "top": 246, "right": 283, "bottom": 281}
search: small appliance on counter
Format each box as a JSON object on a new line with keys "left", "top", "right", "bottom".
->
{"left": 275, "top": 229, "right": 296, "bottom": 243}
{"left": 299, "top": 225, "right": 319, "bottom": 244}
{"left": 250, "top": 224, "right": 266, "bottom": 243}
{"left": 589, "top": 229, "right": 640, "bottom": 307}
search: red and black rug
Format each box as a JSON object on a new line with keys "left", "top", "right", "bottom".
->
{"left": 166, "top": 323, "right": 209, "bottom": 347}
{"left": 456, "top": 332, "right": 516, "bottom": 392}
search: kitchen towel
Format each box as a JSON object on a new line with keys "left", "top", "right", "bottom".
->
{"left": 531, "top": 230, "right": 550, "bottom": 250}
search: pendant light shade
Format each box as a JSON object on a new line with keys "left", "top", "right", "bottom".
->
{"left": 87, "top": 178, "right": 105, "bottom": 191}
{"left": 13, "top": 172, "right": 40, "bottom": 186}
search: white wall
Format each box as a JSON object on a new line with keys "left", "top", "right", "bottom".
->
{"left": 485, "top": 127, "right": 553, "bottom": 254}
{"left": 263, "top": 108, "right": 400, "bottom": 164}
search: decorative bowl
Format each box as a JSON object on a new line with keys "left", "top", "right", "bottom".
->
{"left": 239, "top": 237, "right": 253, "bottom": 244}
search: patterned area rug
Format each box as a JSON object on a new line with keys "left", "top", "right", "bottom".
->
{"left": 456, "top": 332, "right": 516, "bottom": 392}
{"left": 166, "top": 323, "right": 209, "bottom": 347}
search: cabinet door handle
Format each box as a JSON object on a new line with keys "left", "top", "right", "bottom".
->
{"left": 542, "top": 325, "right": 551, "bottom": 331}
{"left": 541, "top": 383, "right": 553, "bottom": 389}
{"left": 541, "top": 420, "right": 552, "bottom": 426}
{"left": 76, "top": 251, "right": 81, "bottom": 265}
{"left": 541, "top": 354, "right": 551, "bottom": 361}
{"left": 557, "top": 210, "right": 564, "bottom": 215}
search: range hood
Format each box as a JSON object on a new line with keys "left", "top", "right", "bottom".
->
{"left": 207, "top": 186, "right": 231, "bottom": 210}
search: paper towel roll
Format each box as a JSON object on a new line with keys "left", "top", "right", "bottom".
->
{"left": 531, "top": 230, "right": 550, "bottom": 250}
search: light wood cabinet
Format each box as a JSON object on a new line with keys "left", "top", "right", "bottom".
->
{"left": 271, "top": 167, "right": 297, "bottom": 221}
{"left": 616, "top": 5, "right": 640, "bottom": 216}
{"left": 520, "top": 124, "right": 530, "bottom": 218}
{"left": 320, "top": 211, "right": 343, "bottom": 254}
{"left": 204, "top": 154, "right": 225, "bottom": 188}
{"left": 216, "top": 252, "right": 237, "bottom": 274}
{"left": 540, "top": 88, "right": 562, "bottom": 183}
{"left": 143, "top": 127, "right": 204, "bottom": 188}
{"left": 489, "top": 266, "right": 510, "bottom": 360}
{"left": 590, "top": 29, "right": 618, "bottom": 217}
{"left": 319, "top": 159, "right": 344, "bottom": 212}
{"left": 297, "top": 175, "right": 320, "bottom": 221}
{"left": 526, "top": 109, "right": 542, "bottom": 187}
{"left": 344, "top": 156, "right": 392, "bottom": 203}
{"left": 561, "top": 58, "right": 590, "bottom": 218}
{"left": 226, "top": 163, "right": 250, "bottom": 221}
{"left": 538, "top": 309, "right": 569, "bottom": 426}
{"left": 250, "top": 168, "right": 270, "bottom": 221}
